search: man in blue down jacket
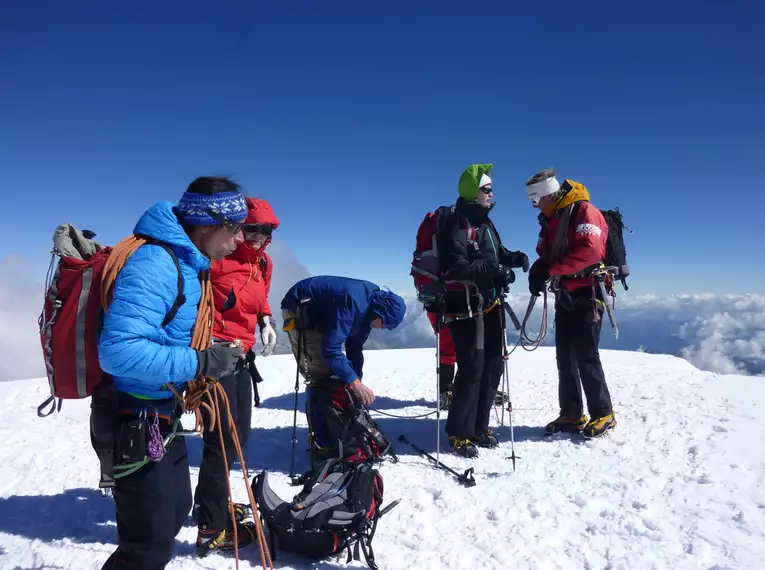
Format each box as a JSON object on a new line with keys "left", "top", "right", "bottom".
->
{"left": 98, "top": 176, "right": 250, "bottom": 570}
{"left": 281, "top": 275, "right": 406, "bottom": 461}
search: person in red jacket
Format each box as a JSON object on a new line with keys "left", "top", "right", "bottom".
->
{"left": 525, "top": 170, "right": 616, "bottom": 440}
{"left": 193, "top": 197, "right": 280, "bottom": 556}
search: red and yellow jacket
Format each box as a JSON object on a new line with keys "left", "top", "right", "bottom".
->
{"left": 210, "top": 198, "right": 280, "bottom": 352}
{"left": 529, "top": 180, "right": 608, "bottom": 292}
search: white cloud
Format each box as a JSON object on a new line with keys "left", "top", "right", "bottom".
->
{"left": 373, "top": 291, "right": 765, "bottom": 377}
{"left": 0, "top": 255, "right": 46, "bottom": 382}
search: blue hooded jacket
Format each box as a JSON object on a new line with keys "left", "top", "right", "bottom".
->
{"left": 98, "top": 202, "right": 211, "bottom": 400}
{"left": 281, "top": 275, "right": 407, "bottom": 385}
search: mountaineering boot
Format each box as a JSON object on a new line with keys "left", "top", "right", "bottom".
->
{"left": 439, "top": 390, "right": 452, "bottom": 411}
{"left": 196, "top": 521, "right": 257, "bottom": 557}
{"left": 192, "top": 501, "right": 251, "bottom": 526}
{"left": 493, "top": 390, "right": 508, "bottom": 406}
{"left": 582, "top": 413, "right": 616, "bottom": 439}
{"left": 544, "top": 414, "right": 588, "bottom": 436}
{"left": 473, "top": 430, "right": 499, "bottom": 448}
{"left": 449, "top": 436, "right": 478, "bottom": 458}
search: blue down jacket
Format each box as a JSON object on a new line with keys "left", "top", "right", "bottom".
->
{"left": 281, "top": 275, "right": 407, "bottom": 385}
{"left": 98, "top": 202, "right": 210, "bottom": 400}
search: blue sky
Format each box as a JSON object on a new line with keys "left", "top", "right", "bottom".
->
{"left": 1, "top": 0, "right": 763, "bottom": 297}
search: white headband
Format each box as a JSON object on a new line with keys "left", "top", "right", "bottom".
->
{"left": 479, "top": 173, "right": 492, "bottom": 188}
{"left": 526, "top": 175, "right": 560, "bottom": 204}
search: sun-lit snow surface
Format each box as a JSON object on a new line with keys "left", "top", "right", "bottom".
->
{"left": 1, "top": 348, "right": 764, "bottom": 570}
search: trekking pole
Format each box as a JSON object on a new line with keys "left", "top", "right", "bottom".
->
{"left": 289, "top": 298, "right": 310, "bottom": 483}
{"left": 500, "top": 288, "right": 520, "bottom": 471}
{"left": 398, "top": 435, "right": 476, "bottom": 487}
{"left": 499, "top": 290, "right": 508, "bottom": 428}
{"left": 435, "top": 313, "right": 442, "bottom": 467}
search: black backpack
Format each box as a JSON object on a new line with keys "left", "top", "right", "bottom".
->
{"left": 253, "top": 458, "right": 399, "bottom": 570}
{"left": 600, "top": 207, "right": 631, "bottom": 290}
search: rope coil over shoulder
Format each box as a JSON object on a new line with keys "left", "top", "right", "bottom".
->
{"left": 101, "top": 234, "right": 274, "bottom": 570}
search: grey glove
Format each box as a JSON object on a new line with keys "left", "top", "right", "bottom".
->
{"left": 196, "top": 344, "right": 244, "bottom": 380}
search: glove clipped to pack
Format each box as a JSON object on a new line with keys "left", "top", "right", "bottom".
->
{"left": 260, "top": 317, "right": 277, "bottom": 357}
{"left": 196, "top": 343, "right": 244, "bottom": 380}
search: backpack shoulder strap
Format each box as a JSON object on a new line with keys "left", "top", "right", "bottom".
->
{"left": 259, "top": 255, "right": 268, "bottom": 276}
{"left": 138, "top": 236, "right": 186, "bottom": 328}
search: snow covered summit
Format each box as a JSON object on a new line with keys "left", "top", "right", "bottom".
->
{"left": 1, "top": 347, "right": 764, "bottom": 569}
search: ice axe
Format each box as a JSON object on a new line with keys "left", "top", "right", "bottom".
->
{"left": 398, "top": 435, "right": 476, "bottom": 488}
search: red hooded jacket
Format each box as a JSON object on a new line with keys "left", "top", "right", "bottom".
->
{"left": 211, "top": 198, "right": 280, "bottom": 352}
{"left": 530, "top": 181, "right": 608, "bottom": 292}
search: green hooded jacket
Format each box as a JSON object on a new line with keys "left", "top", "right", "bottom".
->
{"left": 458, "top": 163, "right": 493, "bottom": 201}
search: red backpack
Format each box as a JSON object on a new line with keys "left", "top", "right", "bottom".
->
{"left": 37, "top": 223, "right": 185, "bottom": 417}
{"left": 410, "top": 205, "right": 476, "bottom": 312}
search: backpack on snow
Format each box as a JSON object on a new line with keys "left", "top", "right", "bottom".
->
{"left": 37, "top": 223, "right": 186, "bottom": 491}
{"left": 253, "top": 458, "right": 399, "bottom": 570}
{"left": 410, "top": 205, "right": 477, "bottom": 312}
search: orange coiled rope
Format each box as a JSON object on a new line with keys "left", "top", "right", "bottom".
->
{"left": 102, "top": 235, "right": 274, "bottom": 570}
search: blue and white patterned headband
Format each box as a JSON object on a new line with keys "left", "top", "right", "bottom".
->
{"left": 176, "top": 190, "right": 248, "bottom": 226}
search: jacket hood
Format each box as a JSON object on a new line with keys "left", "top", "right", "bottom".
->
{"left": 133, "top": 202, "right": 210, "bottom": 272}
{"left": 458, "top": 164, "right": 493, "bottom": 201}
{"left": 245, "top": 197, "right": 280, "bottom": 226}
{"left": 541, "top": 179, "right": 590, "bottom": 218}
{"left": 367, "top": 290, "right": 407, "bottom": 330}
{"left": 230, "top": 197, "right": 280, "bottom": 262}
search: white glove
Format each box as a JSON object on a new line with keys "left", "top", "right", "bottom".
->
{"left": 260, "top": 320, "right": 277, "bottom": 356}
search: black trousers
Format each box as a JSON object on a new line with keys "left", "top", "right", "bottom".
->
{"left": 193, "top": 366, "right": 253, "bottom": 531}
{"left": 555, "top": 298, "right": 613, "bottom": 419}
{"left": 101, "top": 436, "right": 191, "bottom": 570}
{"left": 446, "top": 305, "right": 504, "bottom": 438}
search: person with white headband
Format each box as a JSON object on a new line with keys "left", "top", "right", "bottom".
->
{"left": 525, "top": 169, "right": 617, "bottom": 440}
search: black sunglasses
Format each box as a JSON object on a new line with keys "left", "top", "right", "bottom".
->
{"left": 242, "top": 223, "right": 274, "bottom": 236}
{"left": 204, "top": 209, "right": 243, "bottom": 234}
{"left": 480, "top": 186, "right": 493, "bottom": 194}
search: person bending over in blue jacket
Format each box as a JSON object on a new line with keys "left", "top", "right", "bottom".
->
{"left": 281, "top": 275, "right": 406, "bottom": 463}
{"left": 98, "top": 176, "right": 249, "bottom": 570}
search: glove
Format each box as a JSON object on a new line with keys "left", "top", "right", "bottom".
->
{"left": 260, "top": 319, "right": 277, "bottom": 356}
{"left": 528, "top": 273, "right": 547, "bottom": 297}
{"left": 505, "top": 250, "right": 530, "bottom": 273}
{"left": 494, "top": 264, "right": 516, "bottom": 287}
{"left": 196, "top": 344, "right": 244, "bottom": 380}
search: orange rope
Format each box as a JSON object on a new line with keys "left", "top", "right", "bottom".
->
{"left": 101, "top": 234, "right": 273, "bottom": 570}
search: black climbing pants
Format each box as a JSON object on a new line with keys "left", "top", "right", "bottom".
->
{"left": 101, "top": 435, "right": 191, "bottom": 570}
{"left": 445, "top": 305, "right": 504, "bottom": 438}
{"left": 193, "top": 365, "right": 252, "bottom": 532}
{"left": 555, "top": 295, "right": 613, "bottom": 419}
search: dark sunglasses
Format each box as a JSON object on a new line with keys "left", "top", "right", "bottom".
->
{"left": 480, "top": 186, "right": 493, "bottom": 194}
{"left": 242, "top": 223, "right": 274, "bottom": 236}
{"left": 204, "top": 209, "right": 243, "bottom": 234}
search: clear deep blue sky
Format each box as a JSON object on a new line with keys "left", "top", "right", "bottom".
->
{"left": 2, "top": 0, "right": 763, "bottom": 296}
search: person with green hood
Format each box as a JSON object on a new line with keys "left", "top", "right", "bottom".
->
{"left": 437, "top": 164, "right": 529, "bottom": 458}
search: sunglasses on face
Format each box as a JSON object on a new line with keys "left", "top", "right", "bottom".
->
{"left": 205, "top": 209, "right": 243, "bottom": 234}
{"left": 242, "top": 224, "right": 274, "bottom": 236}
{"left": 480, "top": 186, "right": 493, "bottom": 194}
